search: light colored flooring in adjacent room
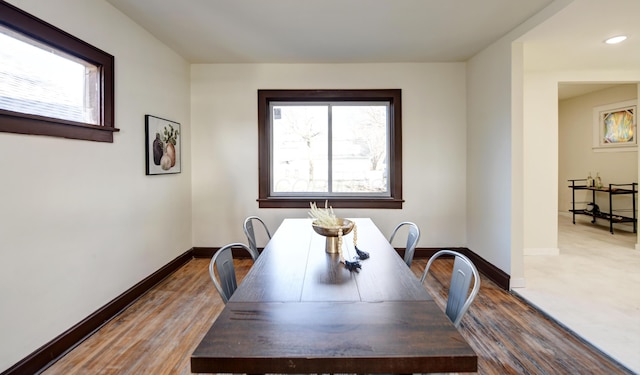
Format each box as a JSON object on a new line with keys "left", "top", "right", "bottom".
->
{"left": 514, "top": 212, "right": 640, "bottom": 374}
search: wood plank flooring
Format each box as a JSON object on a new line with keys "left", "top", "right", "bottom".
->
{"left": 42, "top": 258, "right": 633, "bottom": 375}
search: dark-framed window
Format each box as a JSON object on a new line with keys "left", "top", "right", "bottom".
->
{"left": 258, "top": 89, "right": 403, "bottom": 209}
{"left": 0, "top": 1, "right": 117, "bottom": 142}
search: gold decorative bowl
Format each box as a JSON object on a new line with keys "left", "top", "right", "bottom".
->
{"left": 312, "top": 219, "right": 354, "bottom": 253}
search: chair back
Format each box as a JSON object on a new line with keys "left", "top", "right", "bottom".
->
{"left": 421, "top": 250, "right": 480, "bottom": 327}
{"left": 243, "top": 216, "right": 271, "bottom": 259}
{"left": 389, "top": 222, "right": 420, "bottom": 266}
{"left": 209, "top": 243, "right": 254, "bottom": 304}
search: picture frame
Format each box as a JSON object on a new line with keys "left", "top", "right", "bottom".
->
{"left": 592, "top": 99, "right": 637, "bottom": 152}
{"left": 145, "top": 115, "right": 181, "bottom": 175}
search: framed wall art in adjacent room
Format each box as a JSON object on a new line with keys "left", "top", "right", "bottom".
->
{"left": 145, "top": 115, "right": 181, "bottom": 175}
{"left": 592, "top": 99, "right": 637, "bottom": 152}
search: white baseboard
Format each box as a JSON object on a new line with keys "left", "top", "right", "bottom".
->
{"left": 510, "top": 277, "right": 526, "bottom": 289}
{"left": 524, "top": 247, "right": 560, "bottom": 256}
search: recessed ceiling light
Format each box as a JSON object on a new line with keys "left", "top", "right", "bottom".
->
{"left": 605, "top": 35, "right": 627, "bottom": 44}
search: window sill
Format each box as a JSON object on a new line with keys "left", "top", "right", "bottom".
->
{"left": 0, "top": 110, "right": 119, "bottom": 142}
{"left": 258, "top": 197, "right": 404, "bottom": 209}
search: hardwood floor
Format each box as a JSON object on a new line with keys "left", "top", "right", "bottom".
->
{"left": 42, "top": 257, "right": 633, "bottom": 375}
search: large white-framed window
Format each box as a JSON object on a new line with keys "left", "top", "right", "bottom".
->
{"left": 258, "top": 89, "right": 403, "bottom": 209}
{"left": 0, "top": 1, "right": 117, "bottom": 142}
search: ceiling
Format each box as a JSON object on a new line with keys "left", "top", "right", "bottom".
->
{"left": 519, "top": 0, "right": 640, "bottom": 99}
{"left": 105, "top": 0, "right": 556, "bottom": 64}
{"left": 520, "top": 0, "right": 640, "bottom": 72}
{"left": 557, "top": 83, "right": 623, "bottom": 100}
{"left": 106, "top": 0, "right": 640, "bottom": 98}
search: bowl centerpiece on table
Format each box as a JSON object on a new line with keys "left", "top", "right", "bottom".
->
{"left": 309, "top": 202, "right": 355, "bottom": 254}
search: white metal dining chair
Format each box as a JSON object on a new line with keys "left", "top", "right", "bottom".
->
{"left": 421, "top": 250, "right": 480, "bottom": 327}
{"left": 389, "top": 221, "right": 420, "bottom": 267}
{"left": 243, "top": 216, "right": 271, "bottom": 259}
{"left": 209, "top": 243, "right": 256, "bottom": 304}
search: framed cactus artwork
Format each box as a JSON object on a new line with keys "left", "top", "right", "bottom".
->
{"left": 145, "top": 115, "right": 181, "bottom": 175}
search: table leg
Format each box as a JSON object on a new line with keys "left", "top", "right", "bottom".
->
{"left": 591, "top": 190, "right": 597, "bottom": 224}
{"left": 609, "top": 187, "right": 614, "bottom": 234}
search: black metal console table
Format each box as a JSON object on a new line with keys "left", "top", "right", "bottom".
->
{"left": 568, "top": 179, "right": 637, "bottom": 234}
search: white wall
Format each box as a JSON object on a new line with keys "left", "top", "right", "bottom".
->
{"left": 521, "top": 72, "right": 560, "bottom": 256}
{"left": 465, "top": 0, "right": 575, "bottom": 286}
{"left": 466, "top": 39, "right": 514, "bottom": 275}
{"left": 0, "top": 0, "right": 191, "bottom": 371}
{"left": 190, "top": 63, "right": 468, "bottom": 249}
{"left": 558, "top": 85, "right": 638, "bottom": 215}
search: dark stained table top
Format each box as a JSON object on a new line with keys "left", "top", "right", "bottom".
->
{"left": 191, "top": 218, "right": 477, "bottom": 374}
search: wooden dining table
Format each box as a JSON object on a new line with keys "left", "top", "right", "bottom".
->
{"left": 191, "top": 218, "right": 477, "bottom": 374}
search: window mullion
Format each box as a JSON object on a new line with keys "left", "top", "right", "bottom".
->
{"left": 327, "top": 104, "right": 333, "bottom": 194}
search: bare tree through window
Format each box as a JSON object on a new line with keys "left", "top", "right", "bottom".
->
{"left": 258, "top": 89, "right": 402, "bottom": 209}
